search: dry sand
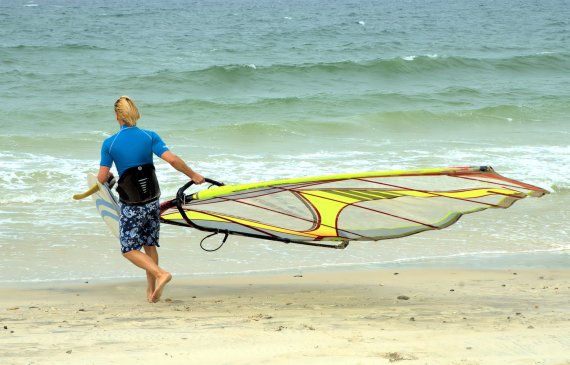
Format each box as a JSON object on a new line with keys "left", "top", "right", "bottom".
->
{"left": 1, "top": 269, "right": 570, "bottom": 365}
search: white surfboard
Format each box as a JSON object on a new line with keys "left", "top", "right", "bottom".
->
{"left": 86, "top": 173, "right": 120, "bottom": 238}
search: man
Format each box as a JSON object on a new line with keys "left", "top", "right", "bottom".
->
{"left": 97, "top": 96, "right": 205, "bottom": 303}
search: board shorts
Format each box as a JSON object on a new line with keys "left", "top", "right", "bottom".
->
{"left": 119, "top": 200, "right": 160, "bottom": 253}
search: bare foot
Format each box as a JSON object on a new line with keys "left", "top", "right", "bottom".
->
{"left": 151, "top": 272, "right": 172, "bottom": 303}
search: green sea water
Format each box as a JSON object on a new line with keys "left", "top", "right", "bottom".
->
{"left": 1, "top": 0, "right": 569, "bottom": 282}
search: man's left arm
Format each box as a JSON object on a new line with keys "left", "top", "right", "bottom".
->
{"left": 160, "top": 151, "right": 205, "bottom": 184}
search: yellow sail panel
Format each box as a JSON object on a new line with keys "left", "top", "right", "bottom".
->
{"left": 194, "top": 211, "right": 320, "bottom": 239}
{"left": 161, "top": 210, "right": 230, "bottom": 223}
{"left": 436, "top": 188, "right": 524, "bottom": 199}
{"left": 300, "top": 193, "right": 348, "bottom": 238}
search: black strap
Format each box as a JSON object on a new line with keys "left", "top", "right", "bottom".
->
{"left": 199, "top": 231, "right": 230, "bottom": 252}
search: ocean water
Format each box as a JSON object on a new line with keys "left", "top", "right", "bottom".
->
{"left": 1, "top": 0, "right": 569, "bottom": 283}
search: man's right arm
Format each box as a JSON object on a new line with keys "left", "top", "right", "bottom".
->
{"left": 97, "top": 165, "right": 112, "bottom": 184}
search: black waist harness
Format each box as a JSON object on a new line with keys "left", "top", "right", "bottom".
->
{"left": 117, "top": 164, "right": 161, "bottom": 205}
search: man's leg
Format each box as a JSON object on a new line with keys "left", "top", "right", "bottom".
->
{"left": 143, "top": 245, "right": 159, "bottom": 302}
{"left": 123, "top": 249, "right": 171, "bottom": 303}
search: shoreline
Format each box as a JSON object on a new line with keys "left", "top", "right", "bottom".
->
{"left": 2, "top": 249, "right": 569, "bottom": 288}
{"left": 2, "top": 268, "right": 569, "bottom": 364}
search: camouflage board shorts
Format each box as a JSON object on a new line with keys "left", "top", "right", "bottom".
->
{"left": 119, "top": 200, "right": 160, "bottom": 253}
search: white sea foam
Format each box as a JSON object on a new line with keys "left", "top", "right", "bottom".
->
{"left": 2, "top": 141, "right": 566, "bottom": 209}
{"left": 0, "top": 151, "right": 92, "bottom": 204}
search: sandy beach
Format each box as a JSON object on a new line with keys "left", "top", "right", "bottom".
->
{"left": 1, "top": 269, "right": 569, "bottom": 365}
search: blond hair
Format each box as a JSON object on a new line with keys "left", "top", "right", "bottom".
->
{"left": 114, "top": 96, "right": 140, "bottom": 126}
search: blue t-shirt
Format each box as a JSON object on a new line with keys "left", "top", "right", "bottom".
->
{"left": 100, "top": 125, "right": 170, "bottom": 176}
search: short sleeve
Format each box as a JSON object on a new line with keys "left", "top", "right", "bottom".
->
{"left": 151, "top": 132, "right": 170, "bottom": 157}
{"left": 100, "top": 139, "right": 113, "bottom": 167}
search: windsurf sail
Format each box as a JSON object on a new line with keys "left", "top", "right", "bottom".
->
{"left": 159, "top": 166, "right": 548, "bottom": 249}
